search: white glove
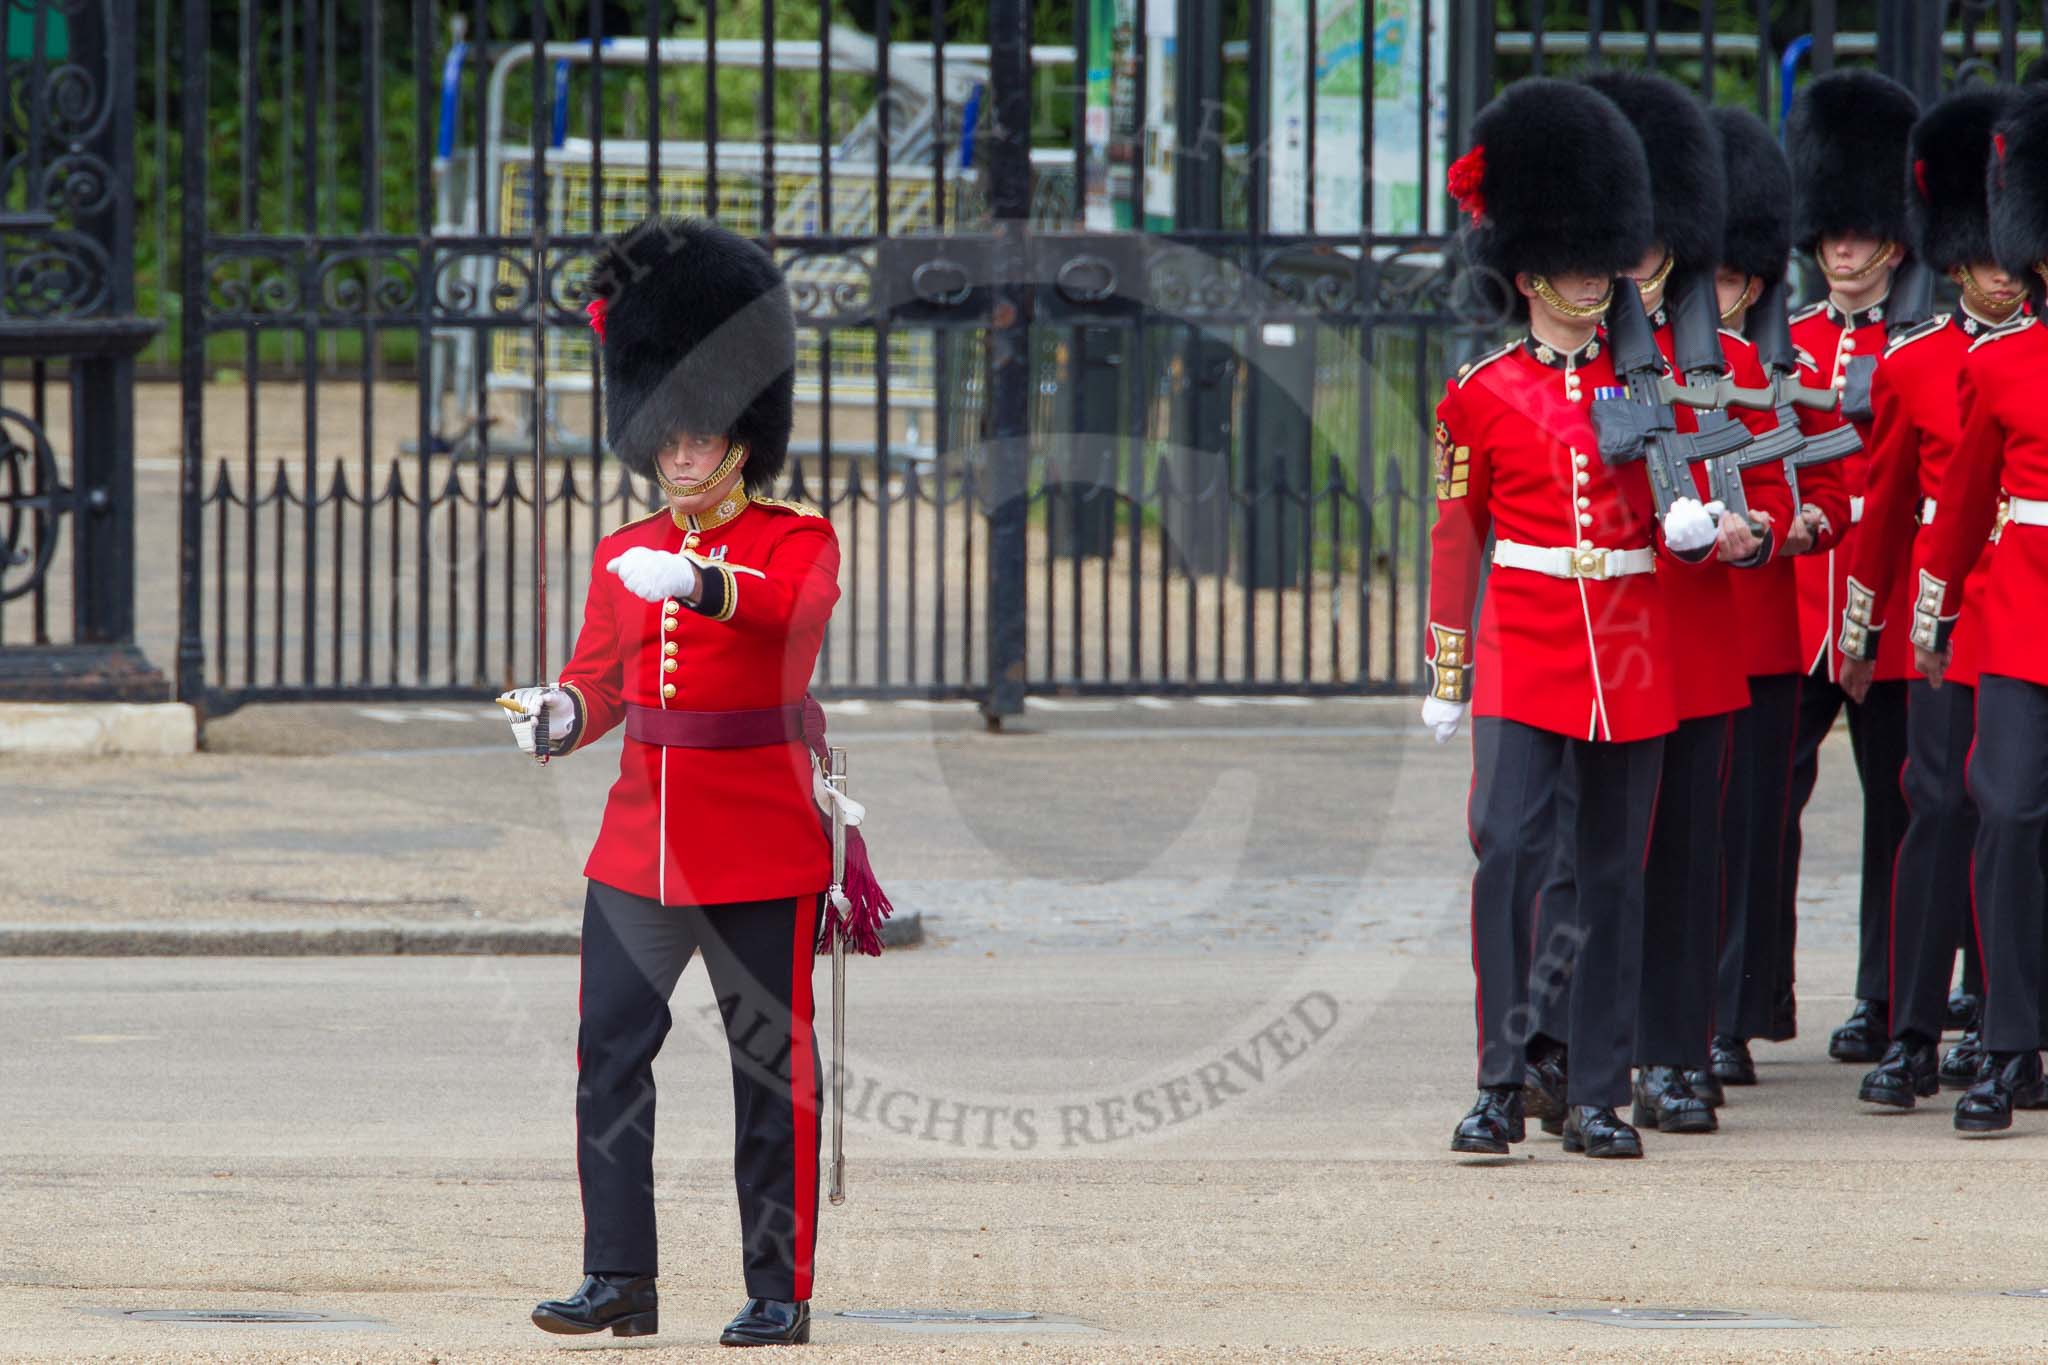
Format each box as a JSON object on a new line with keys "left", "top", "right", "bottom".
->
{"left": 607, "top": 546, "right": 700, "bottom": 604}
{"left": 1421, "top": 695, "right": 1465, "bottom": 744}
{"left": 1661, "top": 496, "right": 1720, "bottom": 554}
{"left": 500, "top": 685, "right": 576, "bottom": 755}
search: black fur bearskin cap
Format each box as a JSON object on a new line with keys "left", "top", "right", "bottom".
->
{"left": 1711, "top": 106, "right": 1793, "bottom": 283}
{"left": 1787, "top": 69, "right": 1920, "bottom": 254}
{"left": 1988, "top": 87, "right": 2048, "bottom": 297}
{"left": 584, "top": 216, "right": 795, "bottom": 493}
{"left": 1580, "top": 69, "right": 1726, "bottom": 278}
{"left": 1447, "top": 78, "right": 1654, "bottom": 321}
{"left": 1909, "top": 87, "right": 2014, "bottom": 274}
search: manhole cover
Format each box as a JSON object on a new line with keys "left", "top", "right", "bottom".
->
{"left": 1541, "top": 1307, "right": 1823, "bottom": 1330}
{"left": 839, "top": 1309, "right": 1040, "bottom": 1324}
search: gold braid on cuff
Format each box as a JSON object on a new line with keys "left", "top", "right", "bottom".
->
{"left": 1427, "top": 624, "right": 1471, "bottom": 703}
{"left": 1529, "top": 275, "right": 1614, "bottom": 321}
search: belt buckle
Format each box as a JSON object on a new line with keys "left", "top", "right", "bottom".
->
{"left": 1571, "top": 547, "right": 1609, "bottom": 579}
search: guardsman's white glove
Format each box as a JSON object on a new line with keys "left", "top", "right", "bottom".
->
{"left": 1661, "top": 496, "right": 1722, "bottom": 555}
{"left": 500, "top": 685, "right": 575, "bottom": 754}
{"left": 607, "top": 546, "right": 700, "bottom": 604}
{"left": 1421, "top": 695, "right": 1465, "bottom": 744}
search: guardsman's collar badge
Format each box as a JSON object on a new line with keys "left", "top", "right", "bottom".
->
{"left": 1523, "top": 334, "right": 1601, "bottom": 369}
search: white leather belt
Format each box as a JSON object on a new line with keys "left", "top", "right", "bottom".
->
{"left": 2009, "top": 495, "right": 2048, "bottom": 527}
{"left": 1850, "top": 495, "right": 1866, "bottom": 523}
{"left": 1492, "top": 539, "right": 1655, "bottom": 581}
{"left": 1920, "top": 497, "right": 1937, "bottom": 525}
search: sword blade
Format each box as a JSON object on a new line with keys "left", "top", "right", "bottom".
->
{"left": 828, "top": 748, "right": 848, "bottom": 1206}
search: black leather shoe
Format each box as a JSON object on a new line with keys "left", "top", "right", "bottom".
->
{"left": 1710, "top": 1034, "right": 1757, "bottom": 1086}
{"left": 1829, "top": 999, "right": 1888, "bottom": 1063}
{"left": 1451, "top": 1087, "right": 1526, "bottom": 1155}
{"left": 1955, "top": 1051, "right": 2048, "bottom": 1134}
{"left": 1941, "top": 1026, "right": 1988, "bottom": 1090}
{"left": 1631, "top": 1067, "right": 1717, "bottom": 1133}
{"left": 1561, "top": 1105, "right": 1643, "bottom": 1158}
{"left": 1683, "top": 1068, "right": 1725, "bottom": 1108}
{"left": 720, "top": 1298, "right": 811, "bottom": 1346}
{"left": 532, "top": 1273, "right": 659, "bottom": 1337}
{"left": 1858, "top": 1038, "right": 1939, "bottom": 1109}
{"left": 1523, "top": 1045, "right": 1568, "bottom": 1134}
{"left": 1947, "top": 990, "right": 1982, "bottom": 1033}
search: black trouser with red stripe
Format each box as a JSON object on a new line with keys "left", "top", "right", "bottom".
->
{"left": 1720, "top": 674, "right": 1800, "bottom": 1042}
{"left": 1528, "top": 714, "right": 1727, "bottom": 1072}
{"left": 1888, "top": 679, "right": 1980, "bottom": 1044}
{"left": 577, "top": 880, "right": 821, "bottom": 1300}
{"left": 1784, "top": 671, "right": 1911, "bottom": 1007}
{"left": 1468, "top": 717, "right": 1661, "bottom": 1109}
{"left": 1966, "top": 676, "right": 2048, "bottom": 1055}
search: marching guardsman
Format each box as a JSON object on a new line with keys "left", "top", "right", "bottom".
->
{"left": 1781, "top": 70, "right": 1921, "bottom": 1070}
{"left": 1916, "top": 88, "right": 2048, "bottom": 1133}
{"left": 1711, "top": 105, "right": 1832, "bottom": 1094}
{"left": 1521, "top": 70, "right": 1784, "bottom": 1138}
{"left": 1843, "top": 89, "right": 2021, "bottom": 1109}
{"left": 503, "top": 218, "right": 873, "bottom": 1346}
{"left": 1431, "top": 79, "right": 1725, "bottom": 1160}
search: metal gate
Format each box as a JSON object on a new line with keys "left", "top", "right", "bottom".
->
{"left": 169, "top": 0, "right": 1464, "bottom": 720}
{"left": 165, "top": 1, "right": 2040, "bottom": 719}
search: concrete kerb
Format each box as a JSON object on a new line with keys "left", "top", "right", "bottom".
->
{"left": 0, "top": 702, "right": 198, "bottom": 756}
{"left": 0, "top": 912, "right": 924, "bottom": 956}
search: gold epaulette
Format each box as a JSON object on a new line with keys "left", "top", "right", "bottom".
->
{"left": 1883, "top": 314, "right": 1949, "bottom": 358}
{"left": 1454, "top": 342, "right": 1516, "bottom": 389}
{"left": 1970, "top": 315, "right": 2038, "bottom": 351}
{"left": 751, "top": 495, "right": 823, "bottom": 517}
{"left": 1791, "top": 301, "right": 1827, "bottom": 324}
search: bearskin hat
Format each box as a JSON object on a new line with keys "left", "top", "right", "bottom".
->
{"left": 1580, "top": 70, "right": 1725, "bottom": 277}
{"left": 1787, "top": 69, "right": 1919, "bottom": 254}
{"left": 584, "top": 217, "right": 795, "bottom": 494}
{"left": 1711, "top": 106, "right": 1792, "bottom": 284}
{"left": 1907, "top": 88, "right": 2013, "bottom": 273}
{"left": 1447, "top": 78, "right": 1653, "bottom": 320}
{"left": 1988, "top": 87, "right": 2048, "bottom": 290}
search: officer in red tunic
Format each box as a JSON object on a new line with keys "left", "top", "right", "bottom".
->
{"left": 1520, "top": 71, "right": 1784, "bottom": 1139}
{"left": 1842, "top": 90, "right": 2021, "bottom": 1109}
{"left": 1780, "top": 70, "right": 1921, "bottom": 1069}
{"left": 505, "top": 219, "right": 833, "bottom": 1345}
{"left": 1433, "top": 79, "right": 1728, "bottom": 1159}
{"left": 1916, "top": 88, "right": 2048, "bottom": 1132}
{"left": 1711, "top": 106, "right": 1830, "bottom": 1094}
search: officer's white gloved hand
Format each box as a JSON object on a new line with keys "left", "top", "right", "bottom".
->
{"left": 1421, "top": 695, "right": 1465, "bottom": 744}
{"left": 1661, "top": 496, "right": 1719, "bottom": 554}
{"left": 500, "top": 685, "right": 576, "bottom": 754}
{"left": 607, "top": 546, "right": 700, "bottom": 604}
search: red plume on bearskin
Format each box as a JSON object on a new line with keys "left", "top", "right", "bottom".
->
{"left": 1446, "top": 145, "right": 1486, "bottom": 224}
